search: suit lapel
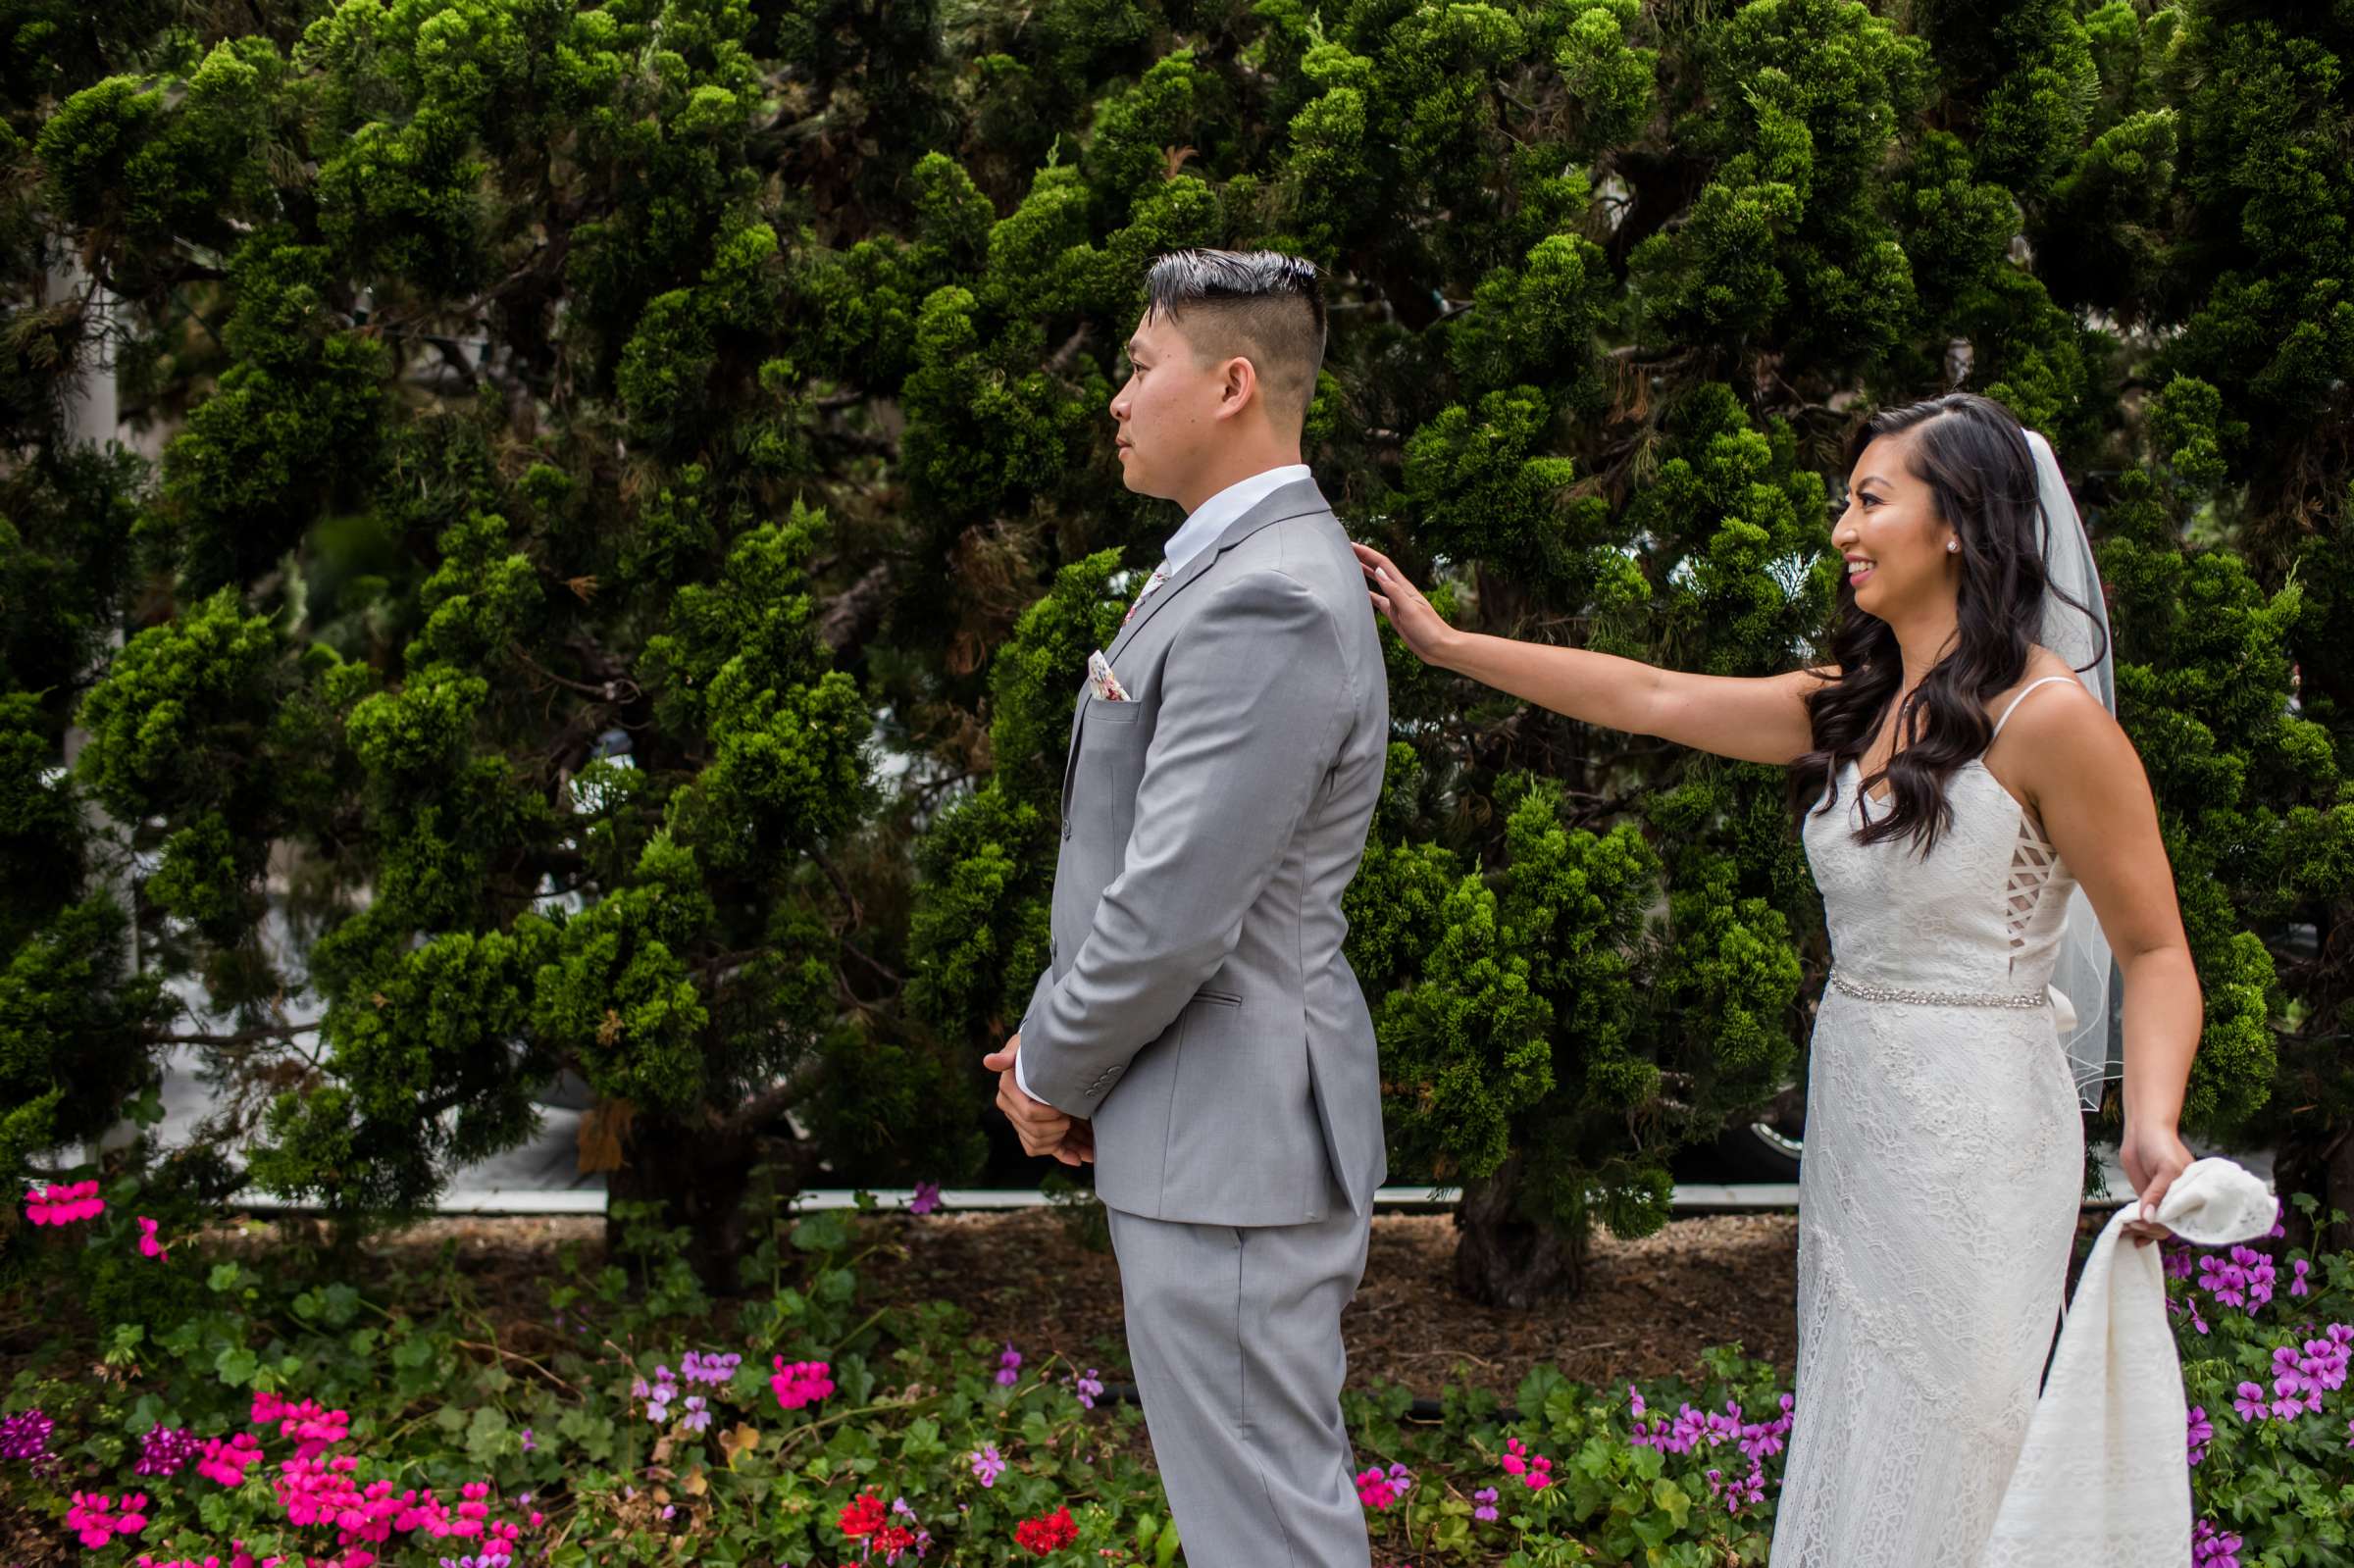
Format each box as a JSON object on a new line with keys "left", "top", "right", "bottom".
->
{"left": 1103, "top": 477, "right": 1331, "bottom": 666}
{"left": 1058, "top": 476, "right": 1333, "bottom": 815}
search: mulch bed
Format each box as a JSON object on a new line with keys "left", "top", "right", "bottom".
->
{"left": 864, "top": 1207, "right": 1803, "bottom": 1397}
{"left": 192, "top": 1205, "right": 1805, "bottom": 1398}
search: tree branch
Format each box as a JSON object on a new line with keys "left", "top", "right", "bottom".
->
{"left": 145, "top": 1021, "right": 323, "bottom": 1048}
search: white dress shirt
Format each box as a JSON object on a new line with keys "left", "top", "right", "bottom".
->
{"left": 1014, "top": 463, "right": 1314, "bottom": 1107}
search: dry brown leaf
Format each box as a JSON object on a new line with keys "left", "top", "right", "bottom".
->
{"left": 577, "top": 1098, "right": 635, "bottom": 1174}
{"left": 719, "top": 1423, "right": 760, "bottom": 1469}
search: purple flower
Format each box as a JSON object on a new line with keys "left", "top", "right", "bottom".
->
{"left": 132, "top": 1425, "right": 200, "bottom": 1478}
{"left": 1472, "top": 1486, "right": 1500, "bottom": 1522}
{"left": 969, "top": 1445, "right": 1005, "bottom": 1488}
{"left": 520, "top": 1428, "right": 537, "bottom": 1453}
{"left": 681, "top": 1394, "right": 710, "bottom": 1434}
{"left": 0, "top": 1408, "right": 52, "bottom": 1461}
{"left": 681, "top": 1350, "right": 742, "bottom": 1387}
{"left": 909, "top": 1181, "right": 942, "bottom": 1216}
{"left": 1626, "top": 1384, "right": 1646, "bottom": 1420}
{"left": 638, "top": 1363, "right": 680, "bottom": 1424}
{"left": 2231, "top": 1381, "right": 2270, "bottom": 1423}
{"left": 1074, "top": 1368, "right": 1103, "bottom": 1409}
{"left": 995, "top": 1343, "right": 1022, "bottom": 1388}
{"left": 1705, "top": 1458, "right": 1769, "bottom": 1516}
{"left": 2290, "top": 1258, "right": 2312, "bottom": 1297}
{"left": 2185, "top": 1405, "right": 2213, "bottom": 1466}
{"left": 2193, "top": 1516, "right": 2243, "bottom": 1568}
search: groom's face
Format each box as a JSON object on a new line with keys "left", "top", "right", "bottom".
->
{"left": 1109, "top": 309, "right": 1230, "bottom": 501}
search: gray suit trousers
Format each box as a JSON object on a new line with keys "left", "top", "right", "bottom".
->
{"left": 1107, "top": 1197, "right": 1374, "bottom": 1568}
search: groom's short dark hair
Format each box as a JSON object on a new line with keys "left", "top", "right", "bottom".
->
{"left": 1144, "top": 249, "right": 1327, "bottom": 426}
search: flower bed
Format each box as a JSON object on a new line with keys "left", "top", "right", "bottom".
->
{"left": 6, "top": 1181, "right": 2348, "bottom": 1565}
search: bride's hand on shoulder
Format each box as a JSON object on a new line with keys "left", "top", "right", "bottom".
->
{"left": 1351, "top": 541, "right": 1459, "bottom": 668}
{"left": 2120, "top": 1120, "right": 2195, "bottom": 1248}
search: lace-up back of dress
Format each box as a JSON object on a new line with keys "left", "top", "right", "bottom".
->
{"left": 2003, "top": 813, "right": 2064, "bottom": 966}
{"left": 1803, "top": 677, "right": 2084, "bottom": 997}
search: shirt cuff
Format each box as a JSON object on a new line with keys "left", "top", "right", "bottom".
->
{"left": 1014, "top": 1046, "right": 1038, "bottom": 1101}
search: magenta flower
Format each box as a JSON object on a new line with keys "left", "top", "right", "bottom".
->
{"left": 24, "top": 1180, "right": 104, "bottom": 1225}
{"left": 909, "top": 1181, "right": 942, "bottom": 1216}
{"left": 769, "top": 1357, "right": 835, "bottom": 1410}
{"left": 135, "top": 1215, "right": 169, "bottom": 1260}
{"left": 2231, "top": 1381, "right": 2270, "bottom": 1422}
{"left": 1353, "top": 1462, "right": 1411, "bottom": 1510}
{"left": 995, "top": 1342, "right": 1022, "bottom": 1388}
{"left": 195, "top": 1432, "right": 262, "bottom": 1486}
{"left": 66, "top": 1492, "right": 148, "bottom": 1548}
{"left": 1472, "top": 1486, "right": 1500, "bottom": 1522}
{"left": 1073, "top": 1368, "right": 1103, "bottom": 1409}
{"left": 1500, "top": 1436, "right": 1554, "bottom": 1489}
{"left": 2185, "top": 1405, "right": 2213, "bottom": 1466}
{"left": 2289, "top": 1258, "right": 2312, "bottom": 1297}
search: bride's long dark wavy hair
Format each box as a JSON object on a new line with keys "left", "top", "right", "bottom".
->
{"left": 1794, "top": 393, "right": 2106, "bottom": 853}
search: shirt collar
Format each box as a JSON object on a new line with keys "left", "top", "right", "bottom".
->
{"left": 1159, "top": 464, "right": 1313, "bottom": 574}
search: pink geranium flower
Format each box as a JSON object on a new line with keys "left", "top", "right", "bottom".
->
{"left": 770, "top": 1357, "right": 835, "bottom": 1410}
{"left": 25, "top": 1180, "right": 104, "bottom": 1226}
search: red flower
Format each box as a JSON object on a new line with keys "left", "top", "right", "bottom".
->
{"left": 1014, "top": 1504, "right": 1078, "bottom": 1555}
{"left": 874, "top": 1524, "right": 917, "bottom": 1559}
{"left": 839, "top": 1491, "right": 887, "bottom": 1538}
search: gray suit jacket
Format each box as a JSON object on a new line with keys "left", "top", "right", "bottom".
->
{"left": 1016, "top": 476, "right": 1390, "bottom": 1226}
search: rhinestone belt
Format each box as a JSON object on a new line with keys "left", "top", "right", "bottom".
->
{"left": 1828, "top": 968, "right": 2048, "bottom": 1010}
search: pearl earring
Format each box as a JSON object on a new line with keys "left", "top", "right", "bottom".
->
{"left": 1947, "top": 540, "right": 1960, "bottom": 553}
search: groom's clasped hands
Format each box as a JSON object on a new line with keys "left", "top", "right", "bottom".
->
{"left": 982, "top": 1035, "right": 1095, "bottom": 1167}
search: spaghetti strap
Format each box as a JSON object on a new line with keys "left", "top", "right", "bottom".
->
{"left": 1990, "top": 675, "right": 2077, "bottom": 740}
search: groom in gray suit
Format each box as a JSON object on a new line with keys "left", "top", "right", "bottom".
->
{"left": 983, "top": 249, "right": 1390, "bottom": 1567}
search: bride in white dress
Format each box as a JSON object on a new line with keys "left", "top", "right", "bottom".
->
{"left": 1354, "top": 392, "right": 2203, "bottom": 1566}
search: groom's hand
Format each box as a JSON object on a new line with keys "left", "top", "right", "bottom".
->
{"left": 984, "top": 1034, "right": 1094, "bottom": 1166}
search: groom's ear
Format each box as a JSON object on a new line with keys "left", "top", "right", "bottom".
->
{"left": 1216, "top": 353, "right": 1265, "bottom": 421}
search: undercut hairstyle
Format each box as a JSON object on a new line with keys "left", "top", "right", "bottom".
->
{"left": 1143, "top": 249, "right": 1328, "bottom": 425}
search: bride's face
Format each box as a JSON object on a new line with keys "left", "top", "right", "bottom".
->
{"left": 1832, "top": 430, "right": 1961, "bottom": 620}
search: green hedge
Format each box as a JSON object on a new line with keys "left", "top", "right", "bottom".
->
{"left": 0, "top": 1, "right": 2344, "bottom": 1290}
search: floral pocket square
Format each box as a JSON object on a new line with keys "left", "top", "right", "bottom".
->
{"left": 1086, "top": 649, "right": 1131, "bottom": 702}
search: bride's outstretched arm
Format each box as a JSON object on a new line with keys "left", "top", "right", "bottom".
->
{"left": 1352, "top": 540, "right": 1829, "bottom": 766}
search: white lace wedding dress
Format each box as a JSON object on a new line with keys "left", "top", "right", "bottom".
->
{"left": 1772, "top": 678, "right": 2087, "bottom": 1567}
